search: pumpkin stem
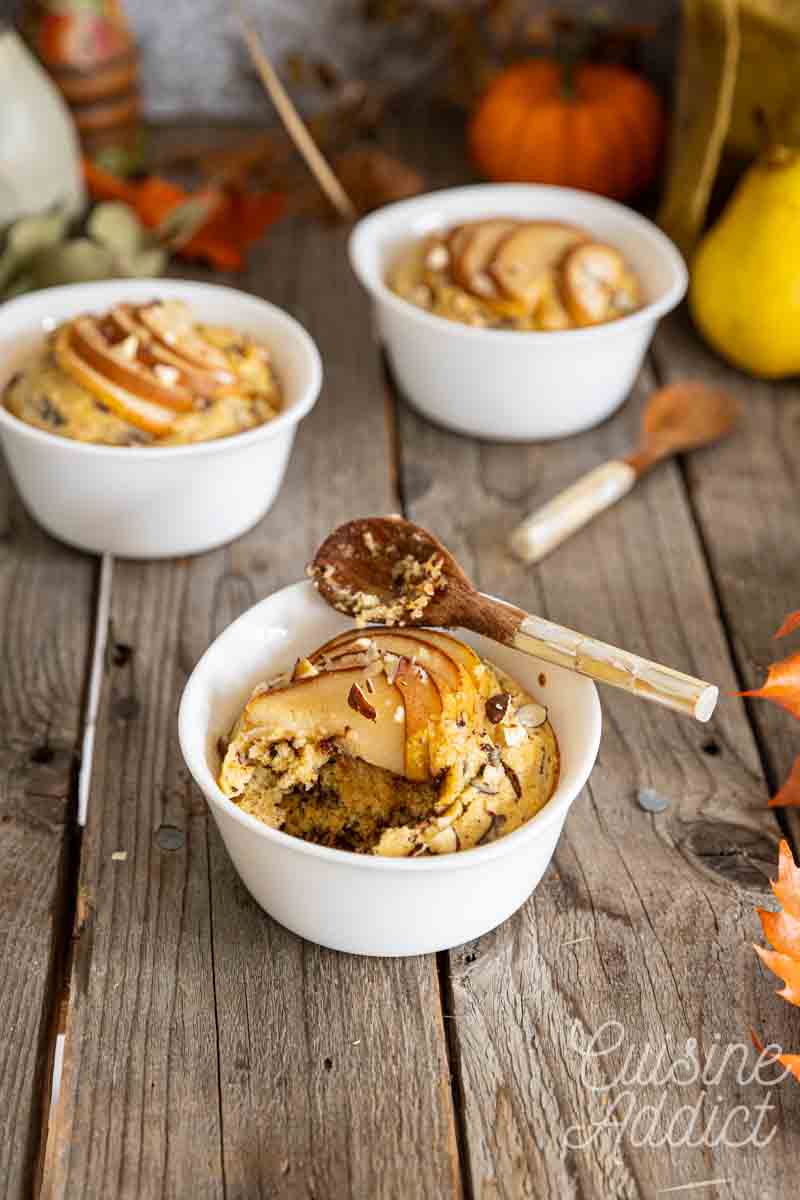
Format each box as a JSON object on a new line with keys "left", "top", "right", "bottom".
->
{"left": 550, "top": 14, "right": 596, "bottom": 102}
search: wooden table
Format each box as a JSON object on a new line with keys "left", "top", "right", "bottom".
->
{"left": 3, "top": 115, "right": 800, "bottom": 1199}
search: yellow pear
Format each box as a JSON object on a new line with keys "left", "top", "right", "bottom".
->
{"left": 690, "top": 146, "right": 800, "bottom": 379}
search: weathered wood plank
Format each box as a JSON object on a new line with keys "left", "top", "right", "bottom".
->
{"left": 395, "top": 360, "right": 800, "bottom": 1198}
{"left": 653, "top": 312, "right": 800, "bottom": 817}
{"left": 45, "top": 215, "right": 459, "bottom": 1198}
{"left": 0, "top": 474, "right": 95, "bottom": 1199}
{"left": 211, "top": 221, "right": 459, "bottom": 1200}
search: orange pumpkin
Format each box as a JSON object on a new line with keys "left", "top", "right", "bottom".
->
{"left": 469, "top": 60, "right": 665, "bottom": 202}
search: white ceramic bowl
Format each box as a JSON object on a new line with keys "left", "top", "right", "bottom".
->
{"left": 349, "top": 184, "right": 688, "bottom": 442}
{"left": 0, "top": 279, "right": 322, "bottom": 558}
{"left": 179, "top": 580, "right": 601, "bottom": 957}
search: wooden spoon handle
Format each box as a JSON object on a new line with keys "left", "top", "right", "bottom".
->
{"left": 509, "top": 460, "right": 637, "bottom": 565}
{"left": 509, "top": 611, "right": 718, "bottom": 722}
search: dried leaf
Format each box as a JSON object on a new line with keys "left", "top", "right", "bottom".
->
{"left": 84, "top": 158, "right": 283, "bottom": 271}
{"left": 156, "top": 190, "right": 224, "bottom": 250}
{"left": 775, "top": 611, "right": 800, "bottom": 639}
{"left": 754, "top": 841, "right": 800, "bottom": 1082}
{"left": 737, "top": 651, "right": 800, "bottom": 720}
{"left": 769, "top": 755, "right": 800, "bottom": 808}
{"left": 751, "top": 1031, "right": 800, "bottom": 1084}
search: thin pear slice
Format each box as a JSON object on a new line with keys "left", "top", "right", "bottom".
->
{"left": 109, "top": 305, "right": 224, "bottom": 393}
{"left": 314, "top": 629, "right": 477, "bottom": 721}
{"left": 394, "top": 656, "right": 442, "bottom": 781}
{"left": 54, "top": 327, "right": 174, "bottom": 436}
{"left": 491, "top": 222, "right": 588, "bottom": 308}
{"left": 70, "top": 316, "right": 195, "bottom": 412}
{"left": 560, "top": 242, "right": 633, "bottom": 326}
{"left": 453, "top": 218, "right": 519, "bottom": 299}
{"left": 536, "top": 271, "right": 572, "bottom": 331}
{"left": 137, "top": 300, "right": 232, "bottom": 375}
{"left": 242, "top": 665, "right": 407, "bottom": 777}
{"left": 407, "top": 630, "right": 494, "bottom": 698}
{"left": 313, "top": 629, "right": 461, "bottom": 689}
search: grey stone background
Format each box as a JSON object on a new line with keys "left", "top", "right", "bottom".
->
{"left": 1, "top": 0, "right": 678, "bottom": 120}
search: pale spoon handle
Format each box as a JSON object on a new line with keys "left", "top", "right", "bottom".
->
{"left": 509, "top": 460, "right": 637, "bottom": 565}
{"left": 509, "top": 611, "right": 718, "bottom": 722}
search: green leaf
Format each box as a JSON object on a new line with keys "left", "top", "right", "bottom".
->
{"left": 30, "top": 239, "right": 115, "bottom": 288}
{"left": 117, "top": 245, "right": 168, "bottom": 278}
{"left": 0, "top": 209, "right": 69, "bottom": 291}
{"left": 87, "top": 202, "right": 146, "bottom": 256}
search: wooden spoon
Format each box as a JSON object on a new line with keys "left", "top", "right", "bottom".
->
{"left": 510, "top": 381, "right": 738, "bottom": 565}
{"left": 310, "top": 516, "right": 718, "bottom": 722}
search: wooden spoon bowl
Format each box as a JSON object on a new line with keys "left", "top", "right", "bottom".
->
{"left": 310, "top": 516, "right": 719, "bottom": 722}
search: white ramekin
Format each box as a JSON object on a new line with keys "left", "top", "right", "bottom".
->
{"left": 349, "top": 184, "right": 687, "bottom": 442}
{"left": 179, "top": 581, "right": 601, "bottom": 957}
{"left": 0, "top": 279, "right": 322, "bottom": 558}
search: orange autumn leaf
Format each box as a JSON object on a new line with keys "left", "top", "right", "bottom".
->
{"left": 754, "top": 841, "right": 800, "bottom": 1081}
{"left": 775, "top": 610, "right": 800, "bottom": 639}
{"left": 83, "top": 159, "right": 284, "bottom": 272}
{"left": 751, "top": 1031, "right": 800, "bottom": 1084}
{"left": 770, "top": 754, "right": 800, "bottom": 808}
{"left": 82, "top": 157, "right": 139, "bottom": 205}
{"left": 737, "top": 650, "right": 800, "bottom": 721}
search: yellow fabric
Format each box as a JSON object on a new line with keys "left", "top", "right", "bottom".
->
{"left": 659, "top": 0, "right": 800, "bottom": 254}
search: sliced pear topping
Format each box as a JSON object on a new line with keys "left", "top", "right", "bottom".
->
{"left": 395, "top": 656, "right": 441, "bottom": 782}
{"left": 314, "top": 628, "right": 477, "bottom": 721}
{"left": 109, "top": 305, "right": 224, "bottom": 393}
{"left": 137, "top": 300, "right": 232, "bottom": 375}
{"left": 536, "top": 272, "right": 572, "bottom": 330}
{"left": 54, "top": 327, "right": 175, "bottom": 436}
{"left": 490, "top": 222, "right": 588, "bottom": 307}
{"left": 243, "top": 666, "right": 407, "bottom": 777}
{"left": 561, "top": 242, "right": 630, "bottom": 326}
{"left": 69, "top": 316, "right": 195, "bottom": 413}
{"left": 452, "top": 218, "right": 519, "bottom": 299}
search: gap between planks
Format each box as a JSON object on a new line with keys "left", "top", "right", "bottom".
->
{"left": 647, "top": 350, "right": 800, "bottom": 864}
{"left": 38, "top": 552, "right": 113, "bottom": 1190}
{"left": 381, "top": 353, "right": 473, "bottom": 1200}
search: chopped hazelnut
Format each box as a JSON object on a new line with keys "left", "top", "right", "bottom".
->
{"left": 348, "top": 682, "right": 377, "bottom": 721}
{"left": 485, "top": 692, "right": 511, "bottom": 724}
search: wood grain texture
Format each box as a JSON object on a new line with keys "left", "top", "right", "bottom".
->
{"left": 44, "top": 218, "right": 459, "bottom": 1199}
{"left": 653, "top": 313, "right": 800, "bottom": 810}
{"left": 0, "top": 475, "right": 95, "bottom": 1199}
{"left": 394, "top": 360, "right": 800, "bottom": 1199}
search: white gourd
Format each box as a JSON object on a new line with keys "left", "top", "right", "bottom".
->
{"left": 0, "top": 25, "right": 85, "bottom": 225}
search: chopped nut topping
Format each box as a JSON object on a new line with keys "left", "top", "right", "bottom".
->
{"left": 347, "top": 682, "right": 377, "bottom": 721}
{"left": 485, "top": 692, "right": 512, "bottom": 724}
{"left": 517, "top": 703, "right": 547, "bottom": 729}
{"left": 154, "top": 363, "right": 180, "bottom": 387}
{"left": 383, "top": 652, "right": 402, "bottom": 685}
{"left": 471, "top": 271, "right": 495, "bottom": 297}
{"left": 425, "top": 244, "right": 450, "bottom": 271}
{"left": 504, "top": 765, "right": 523, "bottom": 798}
{"left": 292, "top": 657, "right": 319, "bottom": 681}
